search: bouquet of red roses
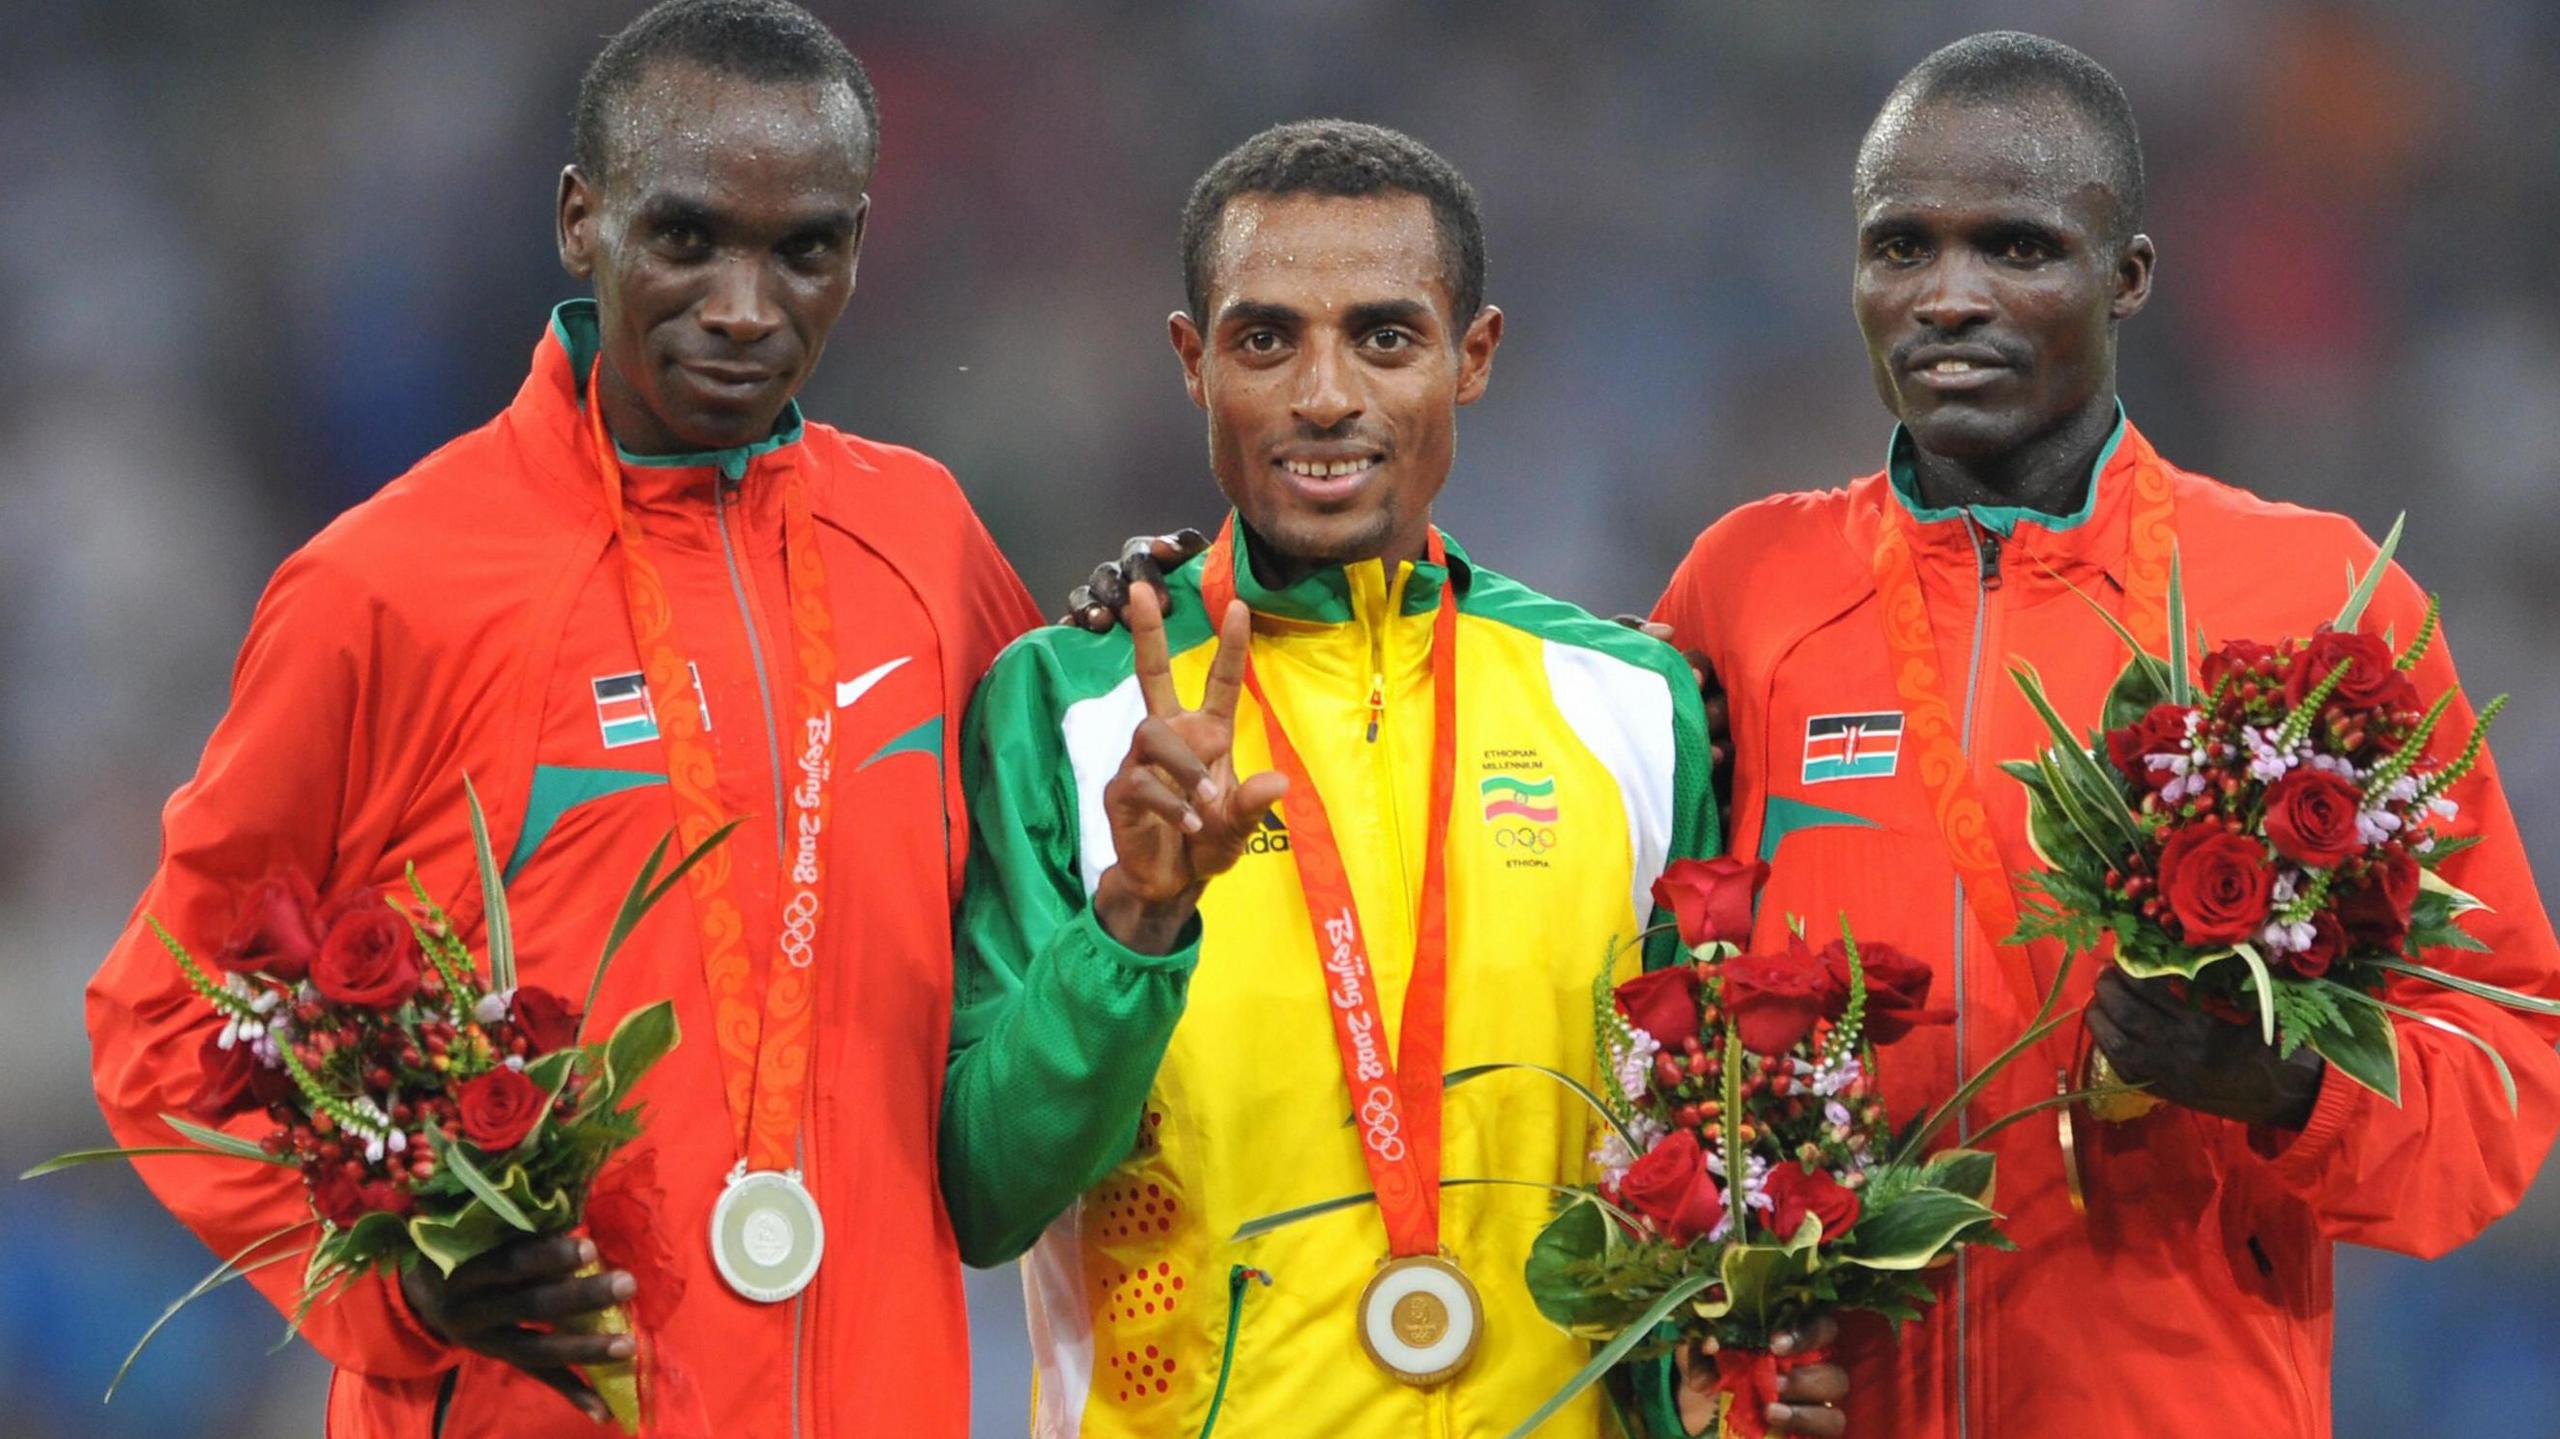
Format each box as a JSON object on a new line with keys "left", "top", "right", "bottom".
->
{"left": 29, "top": 782, "right": 727, "bottom": 1432}
{"left": 1500, "top": 857, "right": 2081, "bottom": 1439}
{"left": 2006, "top": 518, "right": 2553, "bottom": 1108}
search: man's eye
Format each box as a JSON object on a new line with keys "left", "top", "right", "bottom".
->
{"left": 783, "top": 236, "right": 834, "bottom": 262}
{"left": 659, "top": 224, "right": 708, "bottom": 251}
{"left": 1241, "top": 330, "right": 1282, "bottom": 353}
{"left": 1366, "top": 330, "right": 1411, "bottom": 352}
{"left": 2000, "top": 237, "right": 2054, "bottom": 264}
{"left": 1876, "top": 236, "right": 1923, "bottom": 264}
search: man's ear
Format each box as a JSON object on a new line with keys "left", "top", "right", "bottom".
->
{"left": 1168, "top": 310, "right": 1209, "bottom": 411}
{"left": 1454, "top": 304, "right": 1504, "bottom": 406}
{"left": 2111, "top": 234, "right": 2156, "bottom": 322}
{"left": 558, "top": 165, "right": 599, "bottom": 281}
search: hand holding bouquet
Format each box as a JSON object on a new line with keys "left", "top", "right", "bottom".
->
{"left": 1504, "top": 857, "right": 2081, "bottom": 1439}
{"left": 2006, "top": 518, "right": 2555, "bottom": 1111}
{"left": 29, "top": 782, "right": 730, "bottom": 1432}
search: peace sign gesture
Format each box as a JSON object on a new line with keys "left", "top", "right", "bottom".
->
{"left": 1090, "top": 585, "right": 1289, "bottom": 954}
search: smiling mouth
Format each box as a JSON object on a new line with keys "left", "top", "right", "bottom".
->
{"left": 1278, "top": 456, "right": 1380, "bottom": 480}
{"left": 1908, "top": 356, "right": 2011, "bottom": 391}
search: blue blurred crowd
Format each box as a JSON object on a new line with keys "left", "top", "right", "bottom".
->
{"left": 3, "top": 1, "right": 2555, "bottom": 1434}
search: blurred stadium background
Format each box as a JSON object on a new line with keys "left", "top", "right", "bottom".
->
{"left": 5, "top": 0, "right": 2556, "bottom": 1434}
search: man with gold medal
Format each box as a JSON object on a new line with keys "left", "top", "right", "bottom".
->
{"left": 941, "top": 122, "right": 1847, "bottom": 1438}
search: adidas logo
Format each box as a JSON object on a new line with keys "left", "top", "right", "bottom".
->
{"left": 1243, "top": 810, "right": 1292, "bottom": 855}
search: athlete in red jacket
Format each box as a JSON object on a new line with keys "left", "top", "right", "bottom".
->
{"left": 1650, "top": 34, "right": 2560, "bottom": 1437}
{"left": 83, "top": 4, "right": 1037, "bottom": 1435}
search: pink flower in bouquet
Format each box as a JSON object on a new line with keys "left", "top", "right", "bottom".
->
{"left": 2154, "top": 825, "right": 2276, "bottom": 945}
{"left": 2338, "top": 849, "right": 2420, "bottom": 953}
{"left": 1619, "top": 1129, "right": 1726, "bottom": 1244}
{"left": 1615, "top": 967, "right": 1702, "bottom": 1045}
{"left": 2285, "top": 628, "right": 2418, "bottom": 716}
{"left": 2104, "top": 703, "right": 2192, "bottom": 793}
{"left": 1763, "top": 1160, "right": 1862, "bottom": 1243}
{"left": 1818, "top": 938, "right": 1951, "bottom": 1045}
{"left": 2262, "top": 768, "right": 2367, "bottom": 869}
{"left": 511, "top": 986, "right": 582, "bottom": 1054}
{"left": 186, "top": 1030, "right": 263, "bottom": 1122}
{"left": 312, "top": 907, "right": 423, "bottom": 1010}
{"left": 1652, "top": 856, "right": 1766, "bottom": 949}
{"left": 459, "top": 1067, "right": 545, "bottom": 1151}
{"left": 212, "top": 870, "right": 325, "bottom": 981}
{"left": 1724, "top": 937, "right": 1836, "bottom": 1057}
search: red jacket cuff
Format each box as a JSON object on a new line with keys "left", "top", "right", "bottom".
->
{"left": 2261, "top": 1057, "right": 2367, "bottom": 1189}
{"left": 377, "top": 1271, "right": 463, "bottom": 1374}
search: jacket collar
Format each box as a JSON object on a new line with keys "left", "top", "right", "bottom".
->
{"left": 1863, "top": 402, "right": 2158, "bottom": 599}
{"left": 1213, "top": 515, "right": 1475, "bottom": 627}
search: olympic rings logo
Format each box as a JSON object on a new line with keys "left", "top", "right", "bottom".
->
{"left": 778, "top": 890, "right": 821, "bottom": 968}
{"left": 1493, "top": 825, "right": 1558, "bottom": 852}
{"left": 1359, "top": 1086, "right": 1408, "bottom": 1161}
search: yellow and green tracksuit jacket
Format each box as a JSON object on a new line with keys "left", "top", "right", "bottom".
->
{"left": 943, "top": 525, "right": 1713, "bottom": 1439}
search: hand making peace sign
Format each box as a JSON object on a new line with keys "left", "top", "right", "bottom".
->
{"left": 1089, "top": 585, "right": 1290, "bottom": 954}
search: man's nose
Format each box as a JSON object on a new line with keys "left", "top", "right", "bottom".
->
{"left": 698, "top": 256, "right": 783, "bottom": 346}
{"left": 1290, "top": 340, "right": 1362, "bottom": 431}
{"left": 1911, "top": 253, "right": 1996, "bottom": 333}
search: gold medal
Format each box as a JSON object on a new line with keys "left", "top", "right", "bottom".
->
{"left": 709, "top": 1164, "right": 825, "bottom": 1303}
{"left": 1357, "top": 1254, "right": 1483, "bottom": 1386}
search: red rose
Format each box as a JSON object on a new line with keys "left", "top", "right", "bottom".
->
{"left": 2284, "top": 910, "right": 2348, "bottom": 979}
{"left": 249, "top": 1060, "right": 300, "bottom": 1110}
{"left": 2201, "top": 638, "right": 2280, "bottom": 702}
{"left": 1652, "top": 857, "right": 1767, "bottom": 949}
{"left": 310, "top": 1166, "right": 365, "bottom": 1228}
{"left": 1762, "top": 1160, "right": 1863, "bottom": 1244}
{"left": 186, "top": 1030, "right": 261, "bottom": 1122}
{"left": 511, "top": 986, "right": 582, "bottom": 1055}
{"left": 311, "top": 907, "right": 422, "bottom": 1011}
{"left": 2104, "top": 703, "right": 2193, "bottom": 793}
{"left": 1819, "top": 938, "right": 1953, "bottom": 1046}
{"left": 1615, "top": 967, "right": 1703, "bottom": 1045}
{"left": 2338, "top": 849, "right": 2420, "bottom": 953}
{"left": 2154, "top": 824, "right": 2277, "bottom": 946}
{"left": 1722, "top": 936, "right": 1838, "bottom": 1056}
{"left": 458, "top": 1066, "right": 545, "bottom": 1152}
{"left": 1619, "top": 1129, "right": 1726, "bottom": 1245}
{"left": 2285, "top": 628, "right": 2418, "bottom": 716}
{"left": 213, "top": 870, "right": 325, "bottom": 982}
{"left": 2262, "top": 768, "right": 2367, "bottom": 869}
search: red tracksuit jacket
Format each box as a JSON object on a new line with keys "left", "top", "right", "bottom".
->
{"left": 1652, "top": 416, "right": 2560, "bottom": 1437}
{"left": 84, "top": 301, "right": 1039, "bottom": 1437}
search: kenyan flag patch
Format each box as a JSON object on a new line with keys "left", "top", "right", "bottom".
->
{"left": 1802, "top": 711, "right": 1903, "bottom": 784}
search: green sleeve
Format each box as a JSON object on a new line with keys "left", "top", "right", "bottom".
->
{"left": 1641, "top": 645, "right": 1721, "bottom": 973}
{"left": 939, "top": 639, "right": 1200, "bottom": 1268}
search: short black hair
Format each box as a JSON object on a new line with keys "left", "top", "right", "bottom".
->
{"left": 1180, "top": 119, "right": 1487, "bottom": 326}
{"left": 1857, "top": 31, "right": 2146, "bottom": 247}
{"left": 573, "top": 0, "right": 880, "bottom": 183}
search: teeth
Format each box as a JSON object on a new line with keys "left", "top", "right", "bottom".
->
{"left": 1282, "top": 458, "right": 1374, "bottom": 479}
{"left": 1929, "top": 359, "right": 1977, "bottom": 373}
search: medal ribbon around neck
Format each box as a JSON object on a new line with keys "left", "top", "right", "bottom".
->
{"left": 1870, "top": 452, "right": 2175, "bottom": 1071}
{"left": 584, "top": 357, "right": 837, "bottom": 1172}
{"left": 1199, "top": 515, "right": 1459, "bottom": 1259}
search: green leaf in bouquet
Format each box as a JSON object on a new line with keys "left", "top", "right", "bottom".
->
{"left": 1499, "top": 1270, "right": 1715, "bottom": 1439}
{"left": 106, "top": 1220, "right": 313, "bottom": 1401}
{"left": 1719, "top": 1024, "right": 1747, "bottom": 1240}
{"left": 2032, "top": 753, "right": 2129, "bottom": 872}
{"left": 158, "top": 1114, "right": 295, "bottom": 1166}
{"left": 1439, "top": 1062, "right": 1640, "bottom": 1154}
{"left": 1892, "top": 950, "right": 2077, "bottom": 1166}
{"left": 22, "top": 1135, "right": 289, "bottom": 1179}
{"left": 593, "top": 999, "right": 682, "bottom": 1111}
{"left": 463, "top": 774, "right": 516, "bottom": 994}
{"left": 2099, "top": 653, "right": 2173, "bottom": 733}
{"left": 2165, "top": 546, "right": 2192, "bottom": 707}
{"left": 2369, "top": 956, "right": 2560, "bottom": 1015}
{"left": 2333, "top": 511, "right": 2406, "bottom": 632}
{"left": 2230, "top": 942, "right": 2280, "bottom": 1047}
{"left": 432, "top": 1132, "right": 537, "bottom": 1232}
{"left": 1693, "top": 1214, "right": 1824, "bottom": 1326}
{"left": 2029, "top": 557, "right": 2174, "bottom": 705}
{"left": 409, "top": 1198, "right": 516, "bottom": 1277}
{"left": 1843, "top": 1186, "right": 1998, "bottom": 1271}
{"left": 581, "top": 822, "right": 742, "bottom": 1042}
{"left": 1915, "top": 1148, "right": 1996, "bottom": 1204}
{"left": 1525, "top": 1199, "right": 1624, "bottom": 1336}
{"left": 2336, "top": 986, "right": 2517, "bottom": 1114}
{"left": 2307, "top": 981, "right": 2402, "bottom": 1104}
{"left": 2415, "top": 866, "right": 2492, "bottom": 918}
{"left": 2113, "top": 941, "right": 2232, "bottom": 982}
{"left": 1966, "top": 1083, "right": 2150, "bottom": 1147}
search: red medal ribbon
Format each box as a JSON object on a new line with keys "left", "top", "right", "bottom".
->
{"left": 584, "top": 360, "right": 837, "bottom": 1172}
{"left": 1870, "top": 450, "right": 2175, "bottom": 1068}
{"left": 1199, "top": 516, "right": 1458, "bottom": 1259}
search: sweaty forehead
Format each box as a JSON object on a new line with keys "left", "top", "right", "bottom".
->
{"left": 602, "top": 61, "right": 868, "bottom": 201}
{"left": 1855, "top": 96, "right": 2114, "bottom": 225}
{"left": 1206, "top": 192, "right": 1453, "bottom": 317}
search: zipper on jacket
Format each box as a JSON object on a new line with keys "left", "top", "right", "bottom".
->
{"left": 1196, "top": 1265, "right": 1273, "bottom": 1439}
{"left": 1365, "top": 671, "right": 1387, "bottom": 743}
{"left": 1948, "top": 517, "right": 2001, "bottom": 1439}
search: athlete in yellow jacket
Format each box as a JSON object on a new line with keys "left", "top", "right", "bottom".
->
{"left": 941, "top": 123, "right": 1718, "bottom": 1438}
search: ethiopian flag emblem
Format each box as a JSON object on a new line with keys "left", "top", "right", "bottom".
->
{"left": 1480, "top": 773, "right": 1559, "bottom": 823}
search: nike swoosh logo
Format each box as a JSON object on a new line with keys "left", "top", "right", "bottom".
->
{"left": 837, "top": 656, "right": 912, "bottom": 710}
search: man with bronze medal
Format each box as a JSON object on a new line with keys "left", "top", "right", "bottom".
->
{"left": 942, "top": 122, "right": 1850, "bottom": 1437}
